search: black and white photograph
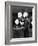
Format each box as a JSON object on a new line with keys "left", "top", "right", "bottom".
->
{"left": 5, "top": 2, "right": 37, "bottom": 44}
{"left": 11, "top": 6, "right": 32, "bottom": 38}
